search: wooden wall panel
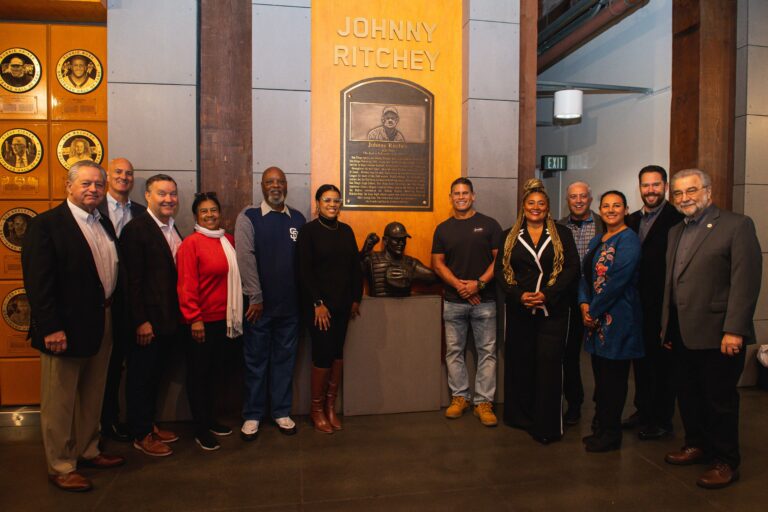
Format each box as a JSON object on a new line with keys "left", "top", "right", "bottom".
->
{"left": 49, "top": 121, "right": 107, "bottom": 199}
{"left": 0, "top": 358, "right": 40, "bottom": 405}
{"left": 518, "top": 0, "right": 538, "bottom": 202}
{"left": 0, "top": 121, "right": 50, "bottom": 199}
{"left": 0, "top": 201, "right": 49, "bottom": 280}
{"left": 0, "top": 23, "right": 48, "bottom": 120}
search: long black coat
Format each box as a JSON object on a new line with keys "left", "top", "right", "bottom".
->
{"left": 120, "top": 211, "right": 182, "bottom": 336}
{"left": 22, "top": 201, "right": 120, "bottom": 357}
{"left": 626, "top": 201, "right": 683, "bottom": 344}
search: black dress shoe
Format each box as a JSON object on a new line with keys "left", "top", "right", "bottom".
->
{"left": 103, "top": 422, "right": 132, "bottom": 443}
{"left": 585, "top": 431, "right": 621, "bottom": 452}
{"left": 621, "top": 411, "right": 642, "bottom": 430}
{"left": 531, "top": 434, "right": 561, "bottom": 445}
{"left": 563, "top": 406, "right": 581, "bottom": 426}
{"left": 638, "top": 425, "right": 673, "bottom": 441}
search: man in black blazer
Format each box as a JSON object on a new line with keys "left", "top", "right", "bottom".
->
{"left": 22, "top": 161, "right": 126, "bottom": 492}
{"left": 121, "top": 174, "right": 183, "bottom": 457}
{"left": 625, "top": 165, "right": 683, "bottom": 440}
{"left": 661, "top": 169, "right": 762, "bottom": 489}
{"left": 97, "top": 157, "right": 147, "bottom": 443}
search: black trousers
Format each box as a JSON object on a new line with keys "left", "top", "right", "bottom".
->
{"left": 632, "top": 328, "right": 676, "bottom": 429}
{"left": 126, "top": 330, "right": 178, "bottom": 440}
{"left": 669, "top": 309, "right": 745, "bottom": 468}
{"left": 308, "top": 307, "right": 351, "bottom": 368}
{"left": 563, "top": 302, "right": 584, "bottom": 409}
{"left": 100, "top": 314, "right": 130, "bottom": 427}
{"left": 591, "top": 355, "right": 631, "bottom": 433}
{"left": 186, "top": 320, "right": 238, "bottom": 433}
{"left": 504, "top": 308, "right": 568, "bottom": 438}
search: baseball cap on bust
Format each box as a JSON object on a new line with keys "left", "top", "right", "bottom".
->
{"left": 384, "top": 221, "right": 411, "bottom": 239}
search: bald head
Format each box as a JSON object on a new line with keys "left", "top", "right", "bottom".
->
{"left": 107, "top": 157, "right": 135, "bottom": 202}
{"left": 261, "top": 166, "right": 288, "bottom": 210}
{"left": 566, "top": 181, "right": 593, "bottom": 221}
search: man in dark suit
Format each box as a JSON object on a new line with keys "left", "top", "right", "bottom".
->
{"left": 22, "top": 161, "right": 126, "bottom": 492}
{"left": 661, "top": 168, "right": 762, "bottom": 489}
{"left": 121, "top": 174, "right": 183, "bottom": 457}
{"left": 625, "top": 165, "right": 683, "bottom": 440}
{"left": 557, "top": 181, "right": 604, "bottom": 425}
{"left": 97, "top": 157, "right": 147, "bottom": 442}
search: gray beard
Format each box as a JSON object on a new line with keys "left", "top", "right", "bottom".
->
{"left": 267, "top": 194, "right": 284, "bottom": 207}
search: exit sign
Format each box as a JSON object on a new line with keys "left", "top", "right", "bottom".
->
{"left": 541, "top": 155, "right": 567, "bottom": 171}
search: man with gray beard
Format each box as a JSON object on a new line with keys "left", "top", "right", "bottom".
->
{"left": 236, "top": 166, "right": 306, "bottom": 440}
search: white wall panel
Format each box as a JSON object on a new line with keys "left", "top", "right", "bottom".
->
{"left": 744, "top": 185, "right": 768, "bottom": 251}
{"left": 467, "top": 99, "right": 519, "bottom": 178}
{"left": 252, "top": 171, "right": 311, "bottom": 222}
{"left": 253, "top": 4, "right": 311, "bottom": 90}
{"left": 747, "top": 46, "right": 768, "bottom": 115}
{"left": 107, "top": 0, "right": 197, "bottom": 85}
{"left": 469, "top": 0, "right": 519, "bottom": 23}
{"left": 109, "top": 83, "right": 197, "bottom": 171}
{"left": 467, "top": 20, "right": 519, "bottom": 101}
{"left": 472, "top": 177, "right": 518, "bottom": 229}
{"left": 252, "top": 89, "right": 310, "bottom": 174}
{"left": 131, "top": 169, "right": 198, "bottom": 236}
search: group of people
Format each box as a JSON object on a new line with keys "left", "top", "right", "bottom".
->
{"left": 438, "top": 168, "right": 760, "bottom": 491}
{"left": 21, "top": 157, "right": 761, "bottom": 493}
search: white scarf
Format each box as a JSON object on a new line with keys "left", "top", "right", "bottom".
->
{"left": 194, "top": 224, "right": 243, "bottom": 338}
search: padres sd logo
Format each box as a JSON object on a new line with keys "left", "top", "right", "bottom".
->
{"left": 0, "top": 207, "right": 35, "bottom": 252}
{"left": 0, "top": 48, "right": 42, "bottom": 94}
{"left": 56, "top": 49, "right": 103, "bottom": 95}
{"left": 0, "top": 128, "right": 43, "bottom": 174}
{"left": 2, "top": 288, "right": 30, "bottom": 332}
{"left": 57, "top": 129, "right": 104, "bottom": 170}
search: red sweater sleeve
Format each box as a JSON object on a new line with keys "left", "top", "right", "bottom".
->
{"left": 177, "top": 235, "right": 204, "bottom": 324}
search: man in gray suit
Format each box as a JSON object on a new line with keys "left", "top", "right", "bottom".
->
{"left": 661, "top": 168, "right": 762, "bottom": 489}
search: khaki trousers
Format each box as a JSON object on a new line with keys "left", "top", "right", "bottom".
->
{"left": 40, "top": 309, "right": 112, "bottom": 475}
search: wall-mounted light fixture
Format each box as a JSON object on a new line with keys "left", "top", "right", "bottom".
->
{"left": 554, "top": 89, "right": 582, "bottom": 120}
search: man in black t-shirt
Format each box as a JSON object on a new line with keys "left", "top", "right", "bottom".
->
{"left": 432, "top": 177, "right": 502, "bottom": 427}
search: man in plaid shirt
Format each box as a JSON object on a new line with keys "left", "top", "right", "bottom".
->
{"left": 557, "top": 181, "right": 604, "bottom": 426}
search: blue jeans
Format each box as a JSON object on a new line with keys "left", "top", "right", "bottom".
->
{"left": 242, "top": 315, "right": 299, "bottom": 420}
{"left": 443, "top": 301, "right": 497, "bottom": 403}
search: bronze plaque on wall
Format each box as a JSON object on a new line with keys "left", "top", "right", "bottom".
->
{"left": 341, "top": 78, "right": 434, "bottom": 211}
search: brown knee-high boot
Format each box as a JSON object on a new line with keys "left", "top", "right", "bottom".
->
{"left": 326, "top": 359, "right": 343, "bottom": 430}
{"left": 311, "top": 366, "right": 333, "bottom": 434}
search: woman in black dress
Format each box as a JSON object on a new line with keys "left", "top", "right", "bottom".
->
{"left": 496, "top": 178, "right": 580, "bottom": 444}
{"left": 297, "top": 184, "right": 363, "bottom": 434}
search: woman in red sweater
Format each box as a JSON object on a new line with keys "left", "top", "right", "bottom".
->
{"left": 177, "top": 192, "right": 243, "bottom": 451}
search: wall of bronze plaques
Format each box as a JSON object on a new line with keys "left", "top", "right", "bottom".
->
{"left": 0, "top": 22, "right": 107, "bottom": 405}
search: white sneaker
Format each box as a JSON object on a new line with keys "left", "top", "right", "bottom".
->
{"left": 275, "top": 416, "right": 297, "bottom": 435}
{"left": 240, "top": 420, "right": 259, "bottom": 441}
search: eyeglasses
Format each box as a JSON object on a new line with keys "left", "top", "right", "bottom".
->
{"left": 320, "top": 198, "right": 342, "bottom": 204}
{"left": 671, "top": 186, "right": 707, "bottom": 199}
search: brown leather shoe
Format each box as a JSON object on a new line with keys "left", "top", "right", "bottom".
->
{"left": 134, "top": 433, "right": 173, "bottom": 457}
{"left": 665, "top": 446, "right": 708, "bottom": 466}
{"left": 697, "top": 463, "right": 739, "bottom": 489}
{"left": 79, "top": 453, "right": 126, "bottom": 469}
{"left": 48, "top": 472, "right": 92, "bottom": 492}
{"left": 152, "top": 424, "right": 179, "bottom": 443}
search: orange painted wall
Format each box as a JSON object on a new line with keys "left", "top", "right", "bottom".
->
{"left": 311, "top": 1, "right": 464, "bottom": 265}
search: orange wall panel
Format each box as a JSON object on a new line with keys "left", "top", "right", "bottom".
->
{"left": 311, "top": 1, "right": 464, "bottom": 265}
{"left": 49, "top": 25, "right": 107, "bottom": 121}
{"left": 0, "top": 357, "right": 40, "bottom": 405}
{"left": 0, "top": 200, "right": 49, "bottom": 280}
{"left": 0, "top": 22, "right": 48, "bottom": 120}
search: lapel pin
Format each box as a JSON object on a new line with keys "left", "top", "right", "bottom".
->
{"left": 706, "top": 223, "right": 713, "bottom": 228}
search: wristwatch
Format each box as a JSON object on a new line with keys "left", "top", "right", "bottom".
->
{"left": 477, "top": 279, "right": 487, "bottom": 290}
{"left": 313, "top": 299, "right": 324, "bottom": 308}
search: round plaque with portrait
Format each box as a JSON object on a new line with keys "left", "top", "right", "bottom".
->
{"left": 0, "top": 128, "right": 44, "bottom": 174}
{"left": 56, "top": 49, "right": 103, "bottom": 95}
{"left": 3, "top": 288, "right": 30, "bottom": 332}
{"left": 0, "top": 48, "right": 42, "bottom": 94}
{"left": 0, "top": 207, "right": 35, "bottom": 252}
{"left": 56, "top": 130, "right": 104, "bottom": 170}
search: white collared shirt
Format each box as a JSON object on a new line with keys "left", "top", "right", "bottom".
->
{"left": 67, "top": 199, "right": 119, "bottom": 298}
{"left": 147, "top": 208, "right": 182, "bottom": 262}
{"left": 260, "top": 200, "right": 291, "bottom": 217}
{"left": 106, "top": 192, "right": 133, "bottom": 237}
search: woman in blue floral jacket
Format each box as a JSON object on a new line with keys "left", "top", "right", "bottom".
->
{"left": 579, "top": 190, "right": 643, "bottom": 452}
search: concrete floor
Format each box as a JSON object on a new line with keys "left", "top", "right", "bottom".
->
{"left": 1, "top": 385, "right": 767, "bottom": 511}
